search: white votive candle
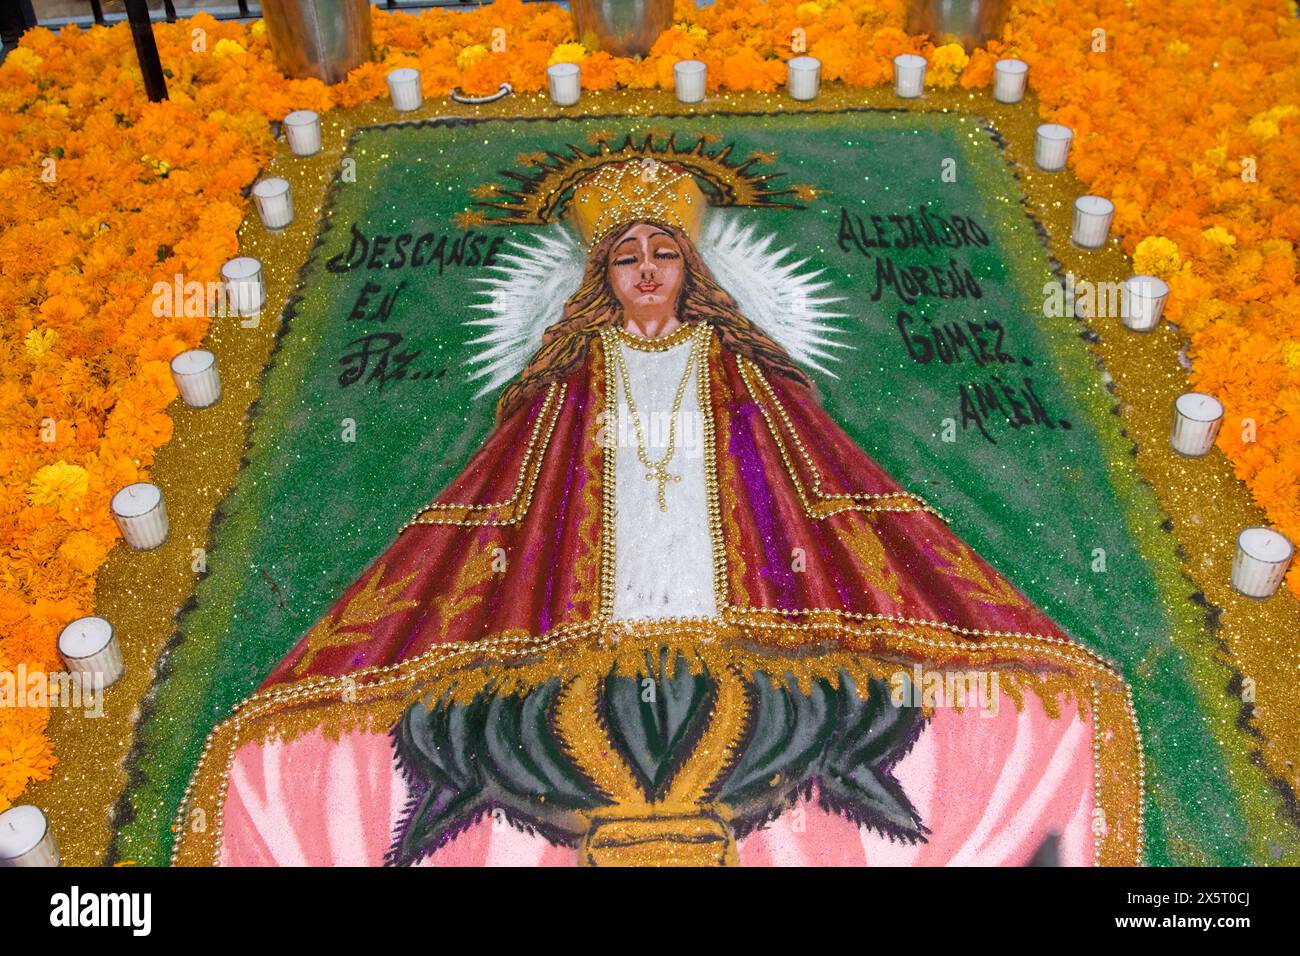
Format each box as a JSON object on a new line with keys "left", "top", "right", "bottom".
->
{"left": 1121, "top": 275, "right": 1170, "bottom": 332}
{"left": 787, "top": 56, "right": 820, "bottom": 101}
{"left": 170, "top": 349, "right": 222, "bottom": 408}
{"left": 57, "top": 615, "right": 124, "bottom": 688}
{"left": 220, "top": 256, "right": 264, "bottom": 318}
{"left": 547, "top": 62, "right": 580, "bottom": 107}
{"left": 894, "top": 54, "right": 927, "bottom": 99}
{"left": 1169, "top": 392, "right": 1223, "bottom": 457}
{"left": 1072, "top": 195, "right": 1114, "bottom": 249}
{"left": 283, "top": 109, "right": 321, "bottom": 156}
{"left": 111, "top": 482, "right": 168, "bottom": 551}
{"left": 1034, "top": 123, "right": 1073, "bottom": 171}
{"left": 252, "top": 177, "right": 293, "bottom": 230}
{"left": 993, "top": 58, "right": 1028, "bottom": 103}
{"left": 1232, "top": 528, "right": 1293, "bottom": 598}
{"left": 0, "top": 806, "right": 59, "bottom": 867}
{"left": 387, "top": 67, "right": 423, "bottom": 112}
{"left": 674, "top": 59, "right": 706, "bottom": 103}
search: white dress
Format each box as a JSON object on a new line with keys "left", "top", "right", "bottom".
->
{"left": 610, "top": 328, "right": 720, "bottom": 621}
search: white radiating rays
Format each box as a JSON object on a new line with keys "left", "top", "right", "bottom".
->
{"left": 696, "top": 210, "right": 851, "bottom": 376}
{"left": 464, "top": 225, "right": 586, "bottom": 398}
{"left": 463, "top": 213, "right": 851, "bottom": 398}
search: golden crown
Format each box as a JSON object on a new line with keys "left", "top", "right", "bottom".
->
{"left": 569, "top": 158, "right": 707, "bottom": 247}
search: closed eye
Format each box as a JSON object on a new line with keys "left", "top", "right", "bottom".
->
{"left": 612, "top": 250, "right": 679, "bottom": 266}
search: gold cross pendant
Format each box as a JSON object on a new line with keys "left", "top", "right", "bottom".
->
{"left": 645, "top": 464, "right": 682, "bottom": 512}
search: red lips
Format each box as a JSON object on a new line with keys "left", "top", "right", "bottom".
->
{"left": 635, "top": 281, "right": 661, "bottom": 293}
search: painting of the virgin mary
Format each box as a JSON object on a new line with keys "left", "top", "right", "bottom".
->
{"left": 173, "top": 156, "right": 1143, "bottom": 867}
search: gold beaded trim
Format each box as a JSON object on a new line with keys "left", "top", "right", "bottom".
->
{"left": 401, "top": 381, "right": 566, "bottom": 528}
{"left": 614, "top": 321, "right": 698, "bottom": 352}
{"left": 723, "top": 604, "right": 1124, "bottom": 674}
{"left": 698, "top": 328, "right": 731, "bottom": 616}
{"left": 1093, "top": 683, "right": 1103, "bottom": 867}
{"left": 598, "top": 330, "right": 620, "bottom": 619}
{"left": 1092, "top": 679, "right": 1147, "bottom": 865}
{"left": 737, "top": 358, "right": 946, "bottom": 521}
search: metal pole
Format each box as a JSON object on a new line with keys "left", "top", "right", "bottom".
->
{"left": 123, "top": 0, "right": 168, "bottom": 102}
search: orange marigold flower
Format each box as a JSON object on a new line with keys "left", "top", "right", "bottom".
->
{"left": 0, "top": 730, "right": 57, "bottom": 809}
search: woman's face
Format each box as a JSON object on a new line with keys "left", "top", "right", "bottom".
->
{"left": 606, "top": 223, "right": 685, "bottom": 314}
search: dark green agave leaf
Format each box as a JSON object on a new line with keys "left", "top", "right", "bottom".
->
{"left": 483, "top": 680, "right": 599, "bottom": 807}
{"left": 716, "top": 671, "right": 835, "bottom": 805}
{"left": 718, "top": 671, "right": 928, "bottom": 843}
{"left": 602, "top": 649, "right": 713, "bottom": 799}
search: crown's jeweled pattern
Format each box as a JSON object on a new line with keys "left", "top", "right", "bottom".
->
{"left": 571, "top": 158, "right": 706, "bottom": 246}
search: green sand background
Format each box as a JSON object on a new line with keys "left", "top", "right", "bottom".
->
{"left": 114, "top": 111, "right": 1295, "bottom": 865}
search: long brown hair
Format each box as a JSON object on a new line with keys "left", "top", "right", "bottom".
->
{"left": 495, "top": 219, "right": 811, "bottom": 422}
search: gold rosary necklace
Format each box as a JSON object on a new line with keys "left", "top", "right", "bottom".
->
{"left": 609, "top": 323, "right": 705, "bottom": 512}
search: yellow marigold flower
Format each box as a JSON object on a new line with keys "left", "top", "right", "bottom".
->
{"left": 1282, "top": 341, "right": 1300, "bottom": 370}
{"left": 548, "top": 42, "right": 588, "bottom": 67}
{"left": 250, "top": 19, "right": 267, "bottom": 38}
{"left": 1165, "top": 40, "right": 1190, "bottom": 57}
{"left": 1247, "top": 114, "right": 1280, "bottom": 140}
{"left": 796, "top": 2, "right": 825, "bottom": 17}
{"left": 1204, "top": 144, "right": 1227, "bottom": 166}
{"left": 27, "top": 461, "right": 89, "bottom": 508}
{"left": 457, "top": 44, "right": 489, "bottom": 70}
{"left": 212, "top": 38, "right": 246, "bottom": 57}
{"left": 1133, "top": 236, "right": 1182, "bottom": 277}
{"left": 1202, "top": 225, "right": 1237, "bottom": 246}
{"left": 4, "top": 47, "right": 42, "bottom": 75}
{"left": 679, "top": 23, "right": 708, "bottom": 44}
{"left": 24, "top": 328, "right": 57, "bottom": 360}
{"left": 928, "top": 43, "right": 969, "bottom": 89}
